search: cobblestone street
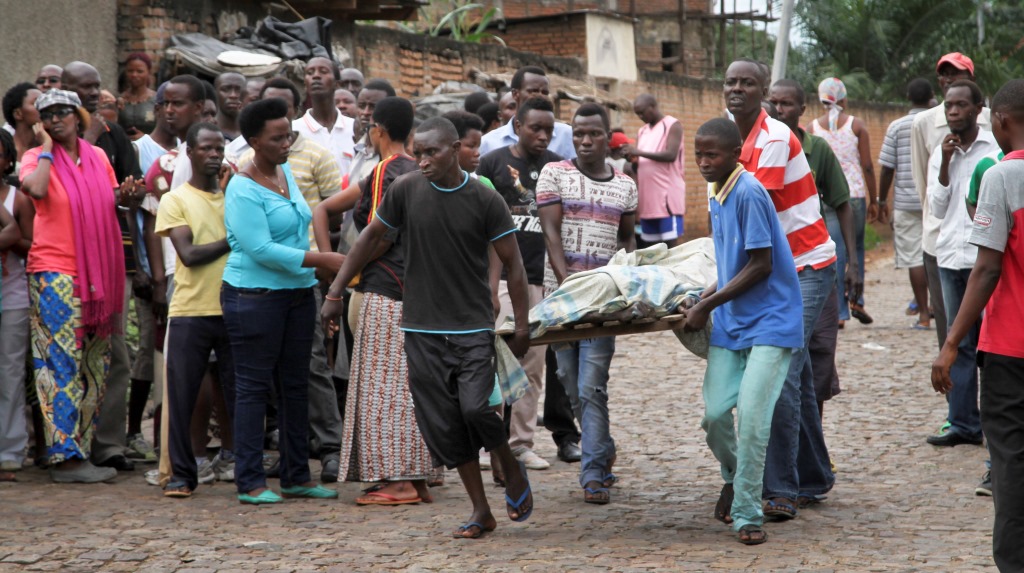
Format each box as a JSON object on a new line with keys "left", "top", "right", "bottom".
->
{"left": 0, "top": 244, "right": 995, "bottom": 572}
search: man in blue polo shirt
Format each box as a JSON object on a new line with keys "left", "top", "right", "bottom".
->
{"left": 683, "top": 118, "right": 803, "bottom": 546}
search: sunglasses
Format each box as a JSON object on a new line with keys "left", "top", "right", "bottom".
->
{"left": 39, "top": 107, "right": 76, "bottom": 122}
{"left": 35, "top": 76, "right": 60, "bottom": 86}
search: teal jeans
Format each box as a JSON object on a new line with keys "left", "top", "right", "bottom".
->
{"left": 701, "top": 345, "right": 792, "bottom": 530}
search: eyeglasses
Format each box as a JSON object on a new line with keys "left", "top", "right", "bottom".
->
{"left": 39, "top": 108, "right": 75, "bottom": 122}
{"left": 35, "top": 76, "right": 60, "bottom": 86}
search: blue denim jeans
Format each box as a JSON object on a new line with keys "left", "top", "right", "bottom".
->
{"left": 221, "top": 284, "right": 316, "bottom": 493}
{"left": 763, "top": 263, "right": 836, "bottom": 501}
{"left": 938, "top": 267, "right": 982, "bottom": 440}
{"left": 555, "top": 337, "right": 616, "bottom": 488}
{"left": 703, "top": 345, "right": 792, "bottom": 530}
{"left": 823, "top": 206, "right": 850, "bottom": 320}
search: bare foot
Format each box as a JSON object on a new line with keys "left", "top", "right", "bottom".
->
{"left": 411, "top": 480, "right": 434, "bottom": 503}
{"left": 356, "top": 481, "right": 423, "bottom": 505}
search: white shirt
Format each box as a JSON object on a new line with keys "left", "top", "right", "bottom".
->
{"left": 911, "top": 104, "right": 991, "bottom": 255}
{"left": 224, "top": 135, "right": 251, "bottom": 167}
{"left": 479, "top": 119, "right": 577, "bottom": 160}
{"left": 293, "top": 109, "right": 355, "bottom": 176}
{"left": 161, "top": 141, "right": 193, "bottom": 276}
{"left": 926, "top": 129, "right": 998, "bottom": 270}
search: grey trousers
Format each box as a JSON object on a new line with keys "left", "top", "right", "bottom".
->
{"left": 91, "top": 277, "right": 131, "bottom": 463}
{"left": 309, "top": 288, "right": 342, "bottom": 459}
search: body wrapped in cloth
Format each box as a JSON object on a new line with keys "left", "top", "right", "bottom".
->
{"left": 500, "top": 238, "right": 717, "bottom": 358}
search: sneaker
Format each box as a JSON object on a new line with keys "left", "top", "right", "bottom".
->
{"left": 197, "top": 457, "right": 216, "bottom": 485}
{"left": 49, "top": 460, "right": 117, "bottom": 484}
{"left": 126, "top": 433, "right": 157, "bottom": 462}
{"left": 213, "top": 451, "right": 235, "bottom": 482}
{"left": 0, "top": 460, "right": 22, "bottom": 472}
{"left": 514, "top": 447, "right": 550, "bottom": 470}
{"left": 975, "top": 471, "right": 993, "bottom": 496}
{"left": 479, "top": 449, "right": 491, "bottom": 470}
{"left": 144, "top": 468, "right": 161, "bottom": 486}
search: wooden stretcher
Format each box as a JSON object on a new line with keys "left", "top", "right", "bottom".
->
{"left": 498, "top": 313, "right": 687, "bottom": 346}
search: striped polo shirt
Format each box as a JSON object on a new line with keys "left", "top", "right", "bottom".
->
{"left": 739, "top": 110, "right": 836, "bottom": 270}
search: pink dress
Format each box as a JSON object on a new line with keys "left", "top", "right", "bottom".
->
{"left": 636, "top": 116, "right": 686, "bottom": 219}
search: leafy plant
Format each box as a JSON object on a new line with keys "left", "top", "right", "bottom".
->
{"left": 411, "top": 1, "right": 506, "bottom": 46}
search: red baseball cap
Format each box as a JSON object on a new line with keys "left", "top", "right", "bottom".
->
{"left": 609, "top": 132, "right": 635, "bottom": 149}
{"left": 936, "top": 52, "right": 975, "bottom": 76}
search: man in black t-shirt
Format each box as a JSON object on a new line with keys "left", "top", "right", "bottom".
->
{"left": 478, "top": 97, "right": 580, "bottom": 470}
{"left": 63, "top": 61, "right": 145, "bottom": 474}
{"left": 323, "top": 117, "right": 534, "bottom": 539}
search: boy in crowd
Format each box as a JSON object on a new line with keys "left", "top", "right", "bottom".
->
{"left": 685, "top": 118, "right": 803, "bottom": 545}
{"left": 477, "top": 97, "right": 563, "bottom": 471}
{"left": 155, "top": 123, "right": 235, "bottom": 498}
{"left": 931, "top": 79, "right": 1024, "bottom": 572}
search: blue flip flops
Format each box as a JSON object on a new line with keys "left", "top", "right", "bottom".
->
{"left": 453, "top": 521, "right": 493, "bottom": 539}
{"left": 505, "top": 461, "right": 534, "bottom": 522}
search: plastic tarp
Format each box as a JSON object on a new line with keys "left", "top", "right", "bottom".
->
{"left": 164, "top": 16, "right": 333, "bottom": 79}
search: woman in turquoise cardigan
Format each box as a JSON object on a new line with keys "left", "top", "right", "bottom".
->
{"left": 221, "top": 98, "right": 343, "bottom": 505}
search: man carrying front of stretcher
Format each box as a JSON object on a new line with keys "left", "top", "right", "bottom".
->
{"left": 683, "top": 118, "right": 804, "bottom": 545}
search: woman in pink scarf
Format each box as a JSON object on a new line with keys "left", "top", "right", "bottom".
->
{"left": 20, "top": 90, "right": 133, "bottom": 483}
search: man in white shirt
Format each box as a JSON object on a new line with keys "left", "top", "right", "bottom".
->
{"left": 479, "top": 65, "right": 576, "bottom": 160}
{"left": 910, "top": 52, "right": 990, "bottom": 357}
{"left": 925, "top": 80, "right": 995, "bottom": 451}
{"left": 293, "top": 57, "right": 356, "bottom": 176}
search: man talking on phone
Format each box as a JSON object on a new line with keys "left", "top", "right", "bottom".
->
{"left": 924, "top": 79, "right": 997, "bottom": 454}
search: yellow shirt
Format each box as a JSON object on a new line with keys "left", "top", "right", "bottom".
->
{"left": 238, "top": 134, "right": 341, "bottom": 251}
{"left": 154, "top": 183, "right": 228, "bottom": 318}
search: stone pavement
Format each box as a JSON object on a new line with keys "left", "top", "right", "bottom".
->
{"left": 0, "top": 243, "right": 996, "bottom": 572}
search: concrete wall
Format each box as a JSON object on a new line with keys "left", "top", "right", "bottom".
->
{"left": 0, "top": 0, "right": 119, "bottom": 91}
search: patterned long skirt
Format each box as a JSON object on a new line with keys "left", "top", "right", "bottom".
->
{"left": 340, "top": 292, "right": 437, "bottom": 482}
{"left": 29, "top": 272, "right": 110, "bottom": 464}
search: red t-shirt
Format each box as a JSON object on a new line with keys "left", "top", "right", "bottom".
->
{"left": 970, "top": 154, "right": 1024, "bottom": 359}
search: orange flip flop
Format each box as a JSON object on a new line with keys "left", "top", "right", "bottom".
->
{"left": 355, "top": 491, "right": 422, "bottom": 505}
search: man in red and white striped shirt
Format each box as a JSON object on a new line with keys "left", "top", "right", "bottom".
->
{"left": 724, "top": 59, "right": 851, "bottom": 521}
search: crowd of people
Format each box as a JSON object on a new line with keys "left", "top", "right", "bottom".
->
{"left": 0, "top": 48, "right": 1021, "bottom": 567}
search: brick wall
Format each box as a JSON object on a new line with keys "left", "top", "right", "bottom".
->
{"left": 498, "top": 14, "right": 589, "bottom": 59}
{"left": 493, "top": 0, "right": 711, "bottom": 18}
{"left": 353, "top": 26, "right": 587, "bottom": 98}
{"left": 355, "top": 27, "right": 906, "bottom": 239}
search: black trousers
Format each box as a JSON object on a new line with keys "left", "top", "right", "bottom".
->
{"left": 980, "top": 352, "right": 1024, "bottom": 572}
{"left": 404, "top": 331, "right": 506, "bottom": 469}
{"left": 166, "top": 316, "right": 235, "bottom": 490}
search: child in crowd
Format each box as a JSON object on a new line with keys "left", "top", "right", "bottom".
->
{"left": 684, "top": 118, "right": 803, "bottom": 545}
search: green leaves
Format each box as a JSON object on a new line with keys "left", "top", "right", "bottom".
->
{"left": 425, "top": 1, "right": 506, "bottom": 46}
{"left": 793, "top": 0, "right": 1024, "bottom": 101}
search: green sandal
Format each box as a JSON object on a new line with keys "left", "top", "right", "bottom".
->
{"left": 238, "top": 489, "right": 283, "bottom": 505}
{"left": 281, "top": 484, "right": 339, "bottom": 499}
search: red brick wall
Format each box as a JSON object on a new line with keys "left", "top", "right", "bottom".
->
{"left": 495, "top": 0, "right": 711, "bottom": 18}
{"left": 117, "top": 0, "right": 215, "bottom": 76}
{"left": 498, "top": 14, "right": 588, "bottom": 59}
